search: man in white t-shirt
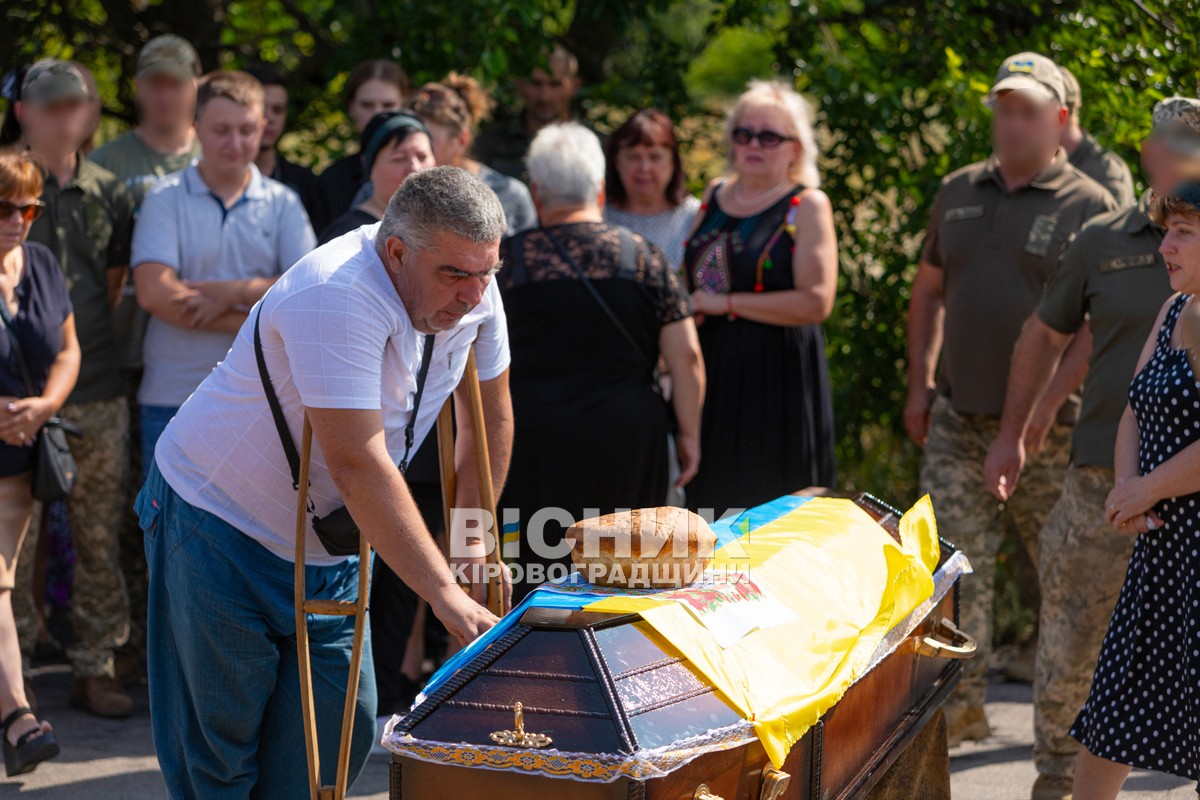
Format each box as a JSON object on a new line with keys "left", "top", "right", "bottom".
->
{"left": 135, "top": 167, "right": 512, "bottom": 797}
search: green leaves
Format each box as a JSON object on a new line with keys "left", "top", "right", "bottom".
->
{"left": 5, "top": 0, "right": 1200, "bottom": 501}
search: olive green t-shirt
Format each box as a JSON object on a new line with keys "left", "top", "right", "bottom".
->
{"left": 27, "top": 157, "right": 134, "bottom": 404}
{"left": 1036, "top": 193, "right": 1171, "bottom": 467}
{"left": 1068, "top": 132, "right": 1136, "bottom": 209}
{"left": 920, "top": 149, "right": 1117, "bottom": 422}
{"left": 90, "top": 131, "right": 200, "bottom": 208}
{"left": 90, "top": 130, "right": 200, "bottom": 373}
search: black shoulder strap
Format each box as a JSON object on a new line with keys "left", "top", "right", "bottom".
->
{"left": 255, "top": 306, "right": 301, "bottom": 490}
{"left": 254, "top": 305, "right": 436, "bottom": 485}
{"left": 0, "top": 297, "right": 36, "bottom": 398}
{"left": 542, "top": 227, "right": 650, "bottom": 364}
{"left": 399, "top": 333, "right": 435, "bottom": 474}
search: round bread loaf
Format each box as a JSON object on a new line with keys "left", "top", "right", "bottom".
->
{"left": 565, "top": 507, "right": 717, "bottom": 589}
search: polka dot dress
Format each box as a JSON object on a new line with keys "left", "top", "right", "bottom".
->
{"left": 1071, "top": 293, "right": 1200, "bottom": 780}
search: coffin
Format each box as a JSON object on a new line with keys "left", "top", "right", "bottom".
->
{"left": 384, "top": 492, "right": 972, "bottom": 800}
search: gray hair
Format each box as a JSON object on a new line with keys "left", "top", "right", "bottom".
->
{"left": 376, "top": 166, "right": 506, "bottom": 254}
{"left": 526, "top": 122, "right": 605, "bottom": 209}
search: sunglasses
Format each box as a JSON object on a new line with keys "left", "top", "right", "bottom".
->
{"left": 731, "top": 127, "right": 797, "bottom": 148}
{"left": 0, "top": 199, "right": 45, "bottom": 224}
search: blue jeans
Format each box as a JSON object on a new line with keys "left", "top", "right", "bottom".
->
{"left": 139, "top": 405, "right": 178, "bottom": 483}
{"left": 136, "top": 461, "right": 377, "bottom": 799}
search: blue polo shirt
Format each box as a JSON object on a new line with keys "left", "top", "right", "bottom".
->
{"left": 131, "top": 162, "right": 316, "bottom": 407}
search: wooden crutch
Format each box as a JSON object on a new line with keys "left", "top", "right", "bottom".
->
{"left": 294, "top": 413, "right": 370, "bottom": 800}
{"left": 436, "top": 344, "right": 508, "bottom": 617}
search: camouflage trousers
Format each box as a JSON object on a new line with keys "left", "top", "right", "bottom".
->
{"left": 1033, "top": 464, "right": 1133, "bottom": 783}
{"left": 918, "top": 396, "right": 1071, "bottom": 710}
{"left": 14, "top": 396, "right": 131, "bottom": 678}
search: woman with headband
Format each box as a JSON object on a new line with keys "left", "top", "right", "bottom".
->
{"left": 318, "top": 111, "right": 435, "bottom": 245}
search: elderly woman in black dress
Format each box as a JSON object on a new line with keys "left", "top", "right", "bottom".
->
{"left": 1072, "top": 182, "right": 1200, "bottom": 796}
{"left": 682, "top": 79, "right": 839, "bottom": 516}
{"left": 499, "top": 122, "right": 705, "bottom": 601}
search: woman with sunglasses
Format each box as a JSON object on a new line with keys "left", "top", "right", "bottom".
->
{"left": 405, "top": 74, "right": 537, "bottom": 235}
{"left": 0, "top": 151, "right": 79, "bottom": 775}
{"left": 682, "top": 79, "right": 839, "bottom": 515}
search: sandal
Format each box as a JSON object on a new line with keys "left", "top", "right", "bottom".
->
{"left": 1, "top": 706, "right": 58, "bottom": 777}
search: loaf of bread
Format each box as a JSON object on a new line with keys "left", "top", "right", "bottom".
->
{"left": 565, "top": 507, "right": 717, "bottom": 589}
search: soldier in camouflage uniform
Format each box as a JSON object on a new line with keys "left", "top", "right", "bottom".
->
{"left": 906, "top": 52, "right": 1116, "bottom": 750}
{"left": 985, "top": 97, "right": 1200, "bottom": 800}
{"left": 89, "top": 35, "right": 201, "bottom": 682}
{"left": 12, "top": 60, "right": 134, "bottom": 718}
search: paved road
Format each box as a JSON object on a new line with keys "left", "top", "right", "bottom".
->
{"left": 1, "top": 665, "right": 1194, "bottom": 798}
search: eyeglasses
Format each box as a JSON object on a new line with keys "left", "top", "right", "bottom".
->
{"left": 731, "top": 127, "right": 797, "bottom": 148}
{"left": 0, "top": 199, "right": 45, "bottom": 224}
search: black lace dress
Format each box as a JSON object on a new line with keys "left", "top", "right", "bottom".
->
{"left": 498, "top": 222, "right": 692, "bottom": 601}
{"left": 1071, "top": 293, "right": 1200, "bottom": 780}
{"left": 682, "top": 183, "right": 836, "bottom": 516}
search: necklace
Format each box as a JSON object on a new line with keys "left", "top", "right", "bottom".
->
{"left": 733, "top": 177, "right": 791, "bottom": 207}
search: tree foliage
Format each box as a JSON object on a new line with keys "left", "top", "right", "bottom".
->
{"left": 3, "top": 0, "right": 1199, "bottom": 499}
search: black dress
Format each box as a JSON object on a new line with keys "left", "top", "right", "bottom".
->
{"left": 1071, "top": 293, "right": 1200, "bottom": 780}
{"left": 498, "top": 222, "right": 691, "bottom": 601}
{"left": 317, "top": 153, "right": 366, "bottom": 228}
{"left": 682, "top": 183, "right": 835, "bottom": 516}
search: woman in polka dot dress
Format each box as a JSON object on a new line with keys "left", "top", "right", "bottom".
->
{"left": 1072, "top": 183, "right": 1200, "bottom": 796}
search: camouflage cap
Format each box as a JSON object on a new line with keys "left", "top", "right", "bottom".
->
{"left": 137, "top": 34, "right": 200, "bottom": 80}
{"left": 986, "top": 52, "right": 1066, "bottom": 107}
{"left": 1149, "top": 96, "right": 1200, "bottom": 157}
{"left": 1058, "top": 65, "right": 1081, "bottom": 112}
{"left": 20, "top": 59, "right": 89, "bottom": 106}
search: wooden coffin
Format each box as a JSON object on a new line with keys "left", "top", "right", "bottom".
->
{"left": 386, "top": 493, "right": 973, "bottom": 800}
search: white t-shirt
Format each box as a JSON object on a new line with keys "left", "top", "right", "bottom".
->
{"left": 154, "top": 223, "right": 510, "bottom": 565}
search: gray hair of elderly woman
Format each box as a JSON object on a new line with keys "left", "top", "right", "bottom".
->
{"left": 376, "top": 166, "right": 507, "bottom": 254}
{"left": 526, "top": 122, "right": 606, "bottom": 209}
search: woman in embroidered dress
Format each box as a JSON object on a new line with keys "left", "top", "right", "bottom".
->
{"left": 682, "top": 80, "right": 838, "bottom": 515}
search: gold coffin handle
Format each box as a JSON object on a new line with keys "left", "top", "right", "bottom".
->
{"left": 917, "top": 617, "right": 978, "bottom": 660}
{"left": 694, "top": 785, "right": 725, "bottom": 800}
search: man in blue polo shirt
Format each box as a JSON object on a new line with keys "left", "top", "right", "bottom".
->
{"left": 131, "top": 69, "right": 315, "bottom": 469}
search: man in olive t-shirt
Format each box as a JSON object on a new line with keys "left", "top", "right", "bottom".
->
{"left": 88, "top": 34, "right": 201, "bottom": 684}
{"left": 905, "top": 52, "right": 1116, "bottom": 753}
{"left": 984, "top": 96, "right": 1200, "bottom": 799}
{"left": 1057, "top": 66, "right": 1135, "bottom": 208}
{"left": 90, "top": 34, "right": 202, "bottom": 379}
{"left": 16, "top": 59, "right": 136, "bottom": 719}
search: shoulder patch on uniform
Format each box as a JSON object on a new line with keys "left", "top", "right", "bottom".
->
{"left": 1099, "top": 252, "right": 1157, "bottom": 273}
{"left": 944, "top": 205, "right": 985, "bottom": 222}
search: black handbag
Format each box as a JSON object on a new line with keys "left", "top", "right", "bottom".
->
{"left": 254, "top": 306, "right": 435, "bottom": 556}
{"left": 0, "top": 301, "right": 82, "bottom": 502}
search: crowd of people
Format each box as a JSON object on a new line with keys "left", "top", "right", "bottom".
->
{"left": 0, "top": 28, "right": 1194, "bottom": 800}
